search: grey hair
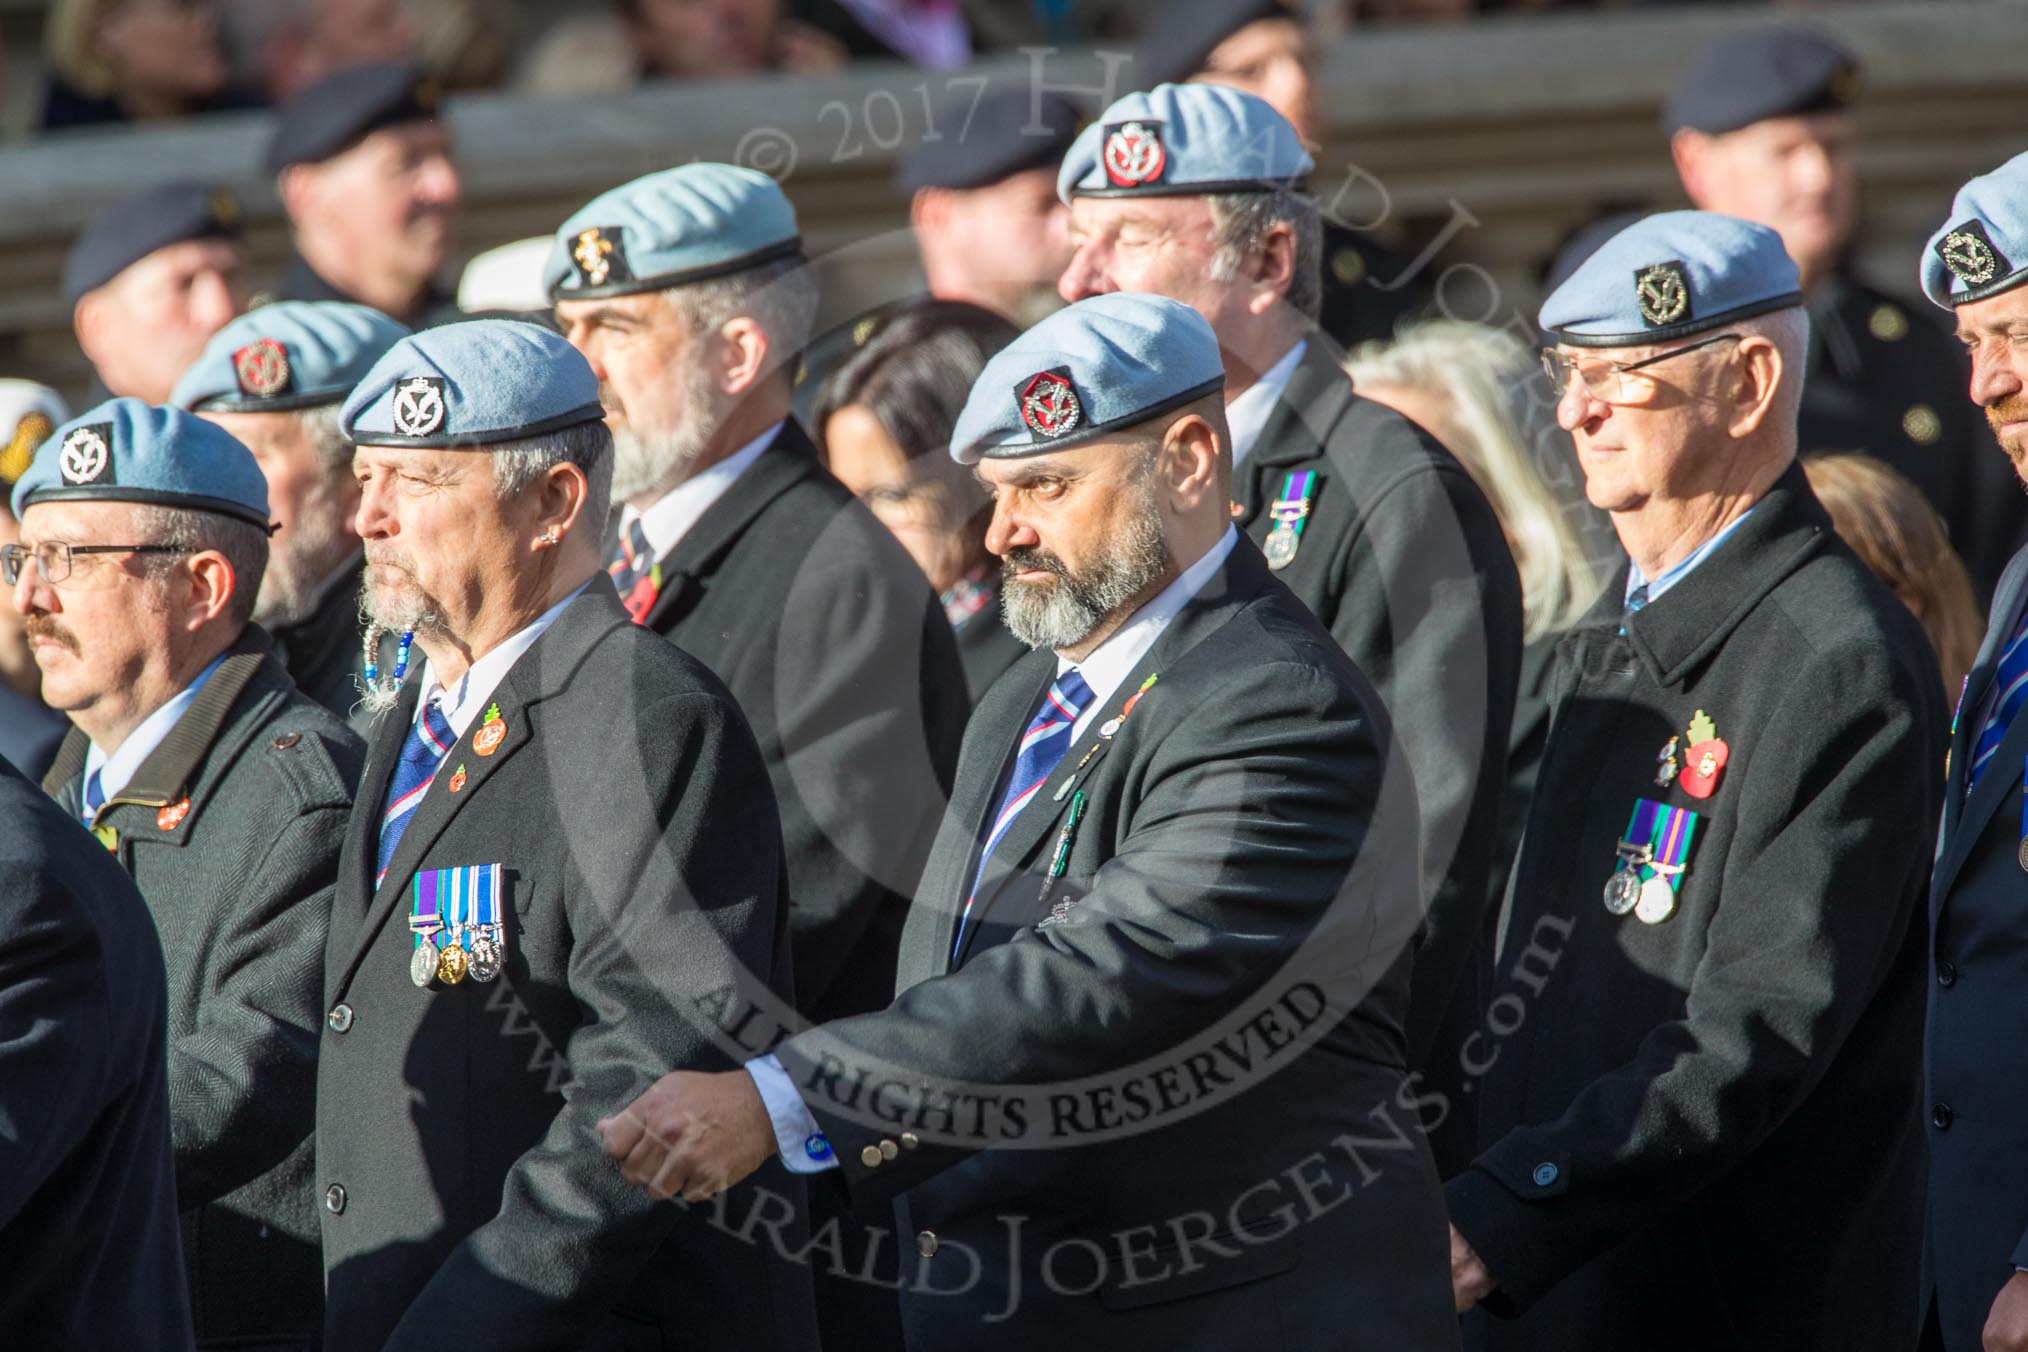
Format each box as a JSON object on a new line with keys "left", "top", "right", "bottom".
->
{"left": 1205, "top": 189, "right": 1322, "bottom": 322}
{"left": 130, "top": 505, "right": 271, "bottom": 629}
{"left": 490, "top": 418, "right": 615, "bottom": 529}
{"left": 661, "top": 254, "right": 821, "bottom": 380}
{"left": 297, "top": 402, "right": 354, "bottom": 479}
{"left": 1739, "top": 305, "right": 1811, "bottom": 445}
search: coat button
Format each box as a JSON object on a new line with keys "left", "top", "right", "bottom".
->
{"left": 271, "top": 732, "right": 301, "bottom": 750}
{"left": 324, "top": 1183, "right": 347, "bottom": 1214}
{"left": 860, "top": 1145, "right": 883, "bottom": 1169}
{"left": 900, "top": 1132, "right": 920, "bottom": 1150}
{"left": 327, "top": 1004, "right": 353, "bottom": 1033}
{"left": 1933, "top": 1103, "right": 1954, "bottom": 1131}
{"left": 1531, "top": 1162, "right": 1559, "bottom": 1187}
{"left": 879, "top": 1139, "right": 899, "bottom": 1161}
{"left": 1938, "top": 961, "right": 1958, "bottom": 988}
{"left": 916, "top": 1230, "right": 938, "bottom": 1258}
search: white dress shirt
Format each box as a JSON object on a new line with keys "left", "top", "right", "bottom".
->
{"left": 1224, "top": 340, "right": 1307, "bottom": 469}
{"left": 618, "top": 423, "right": 780, "bottom": 561}
{"left": 747, "top": 526, "right": 1242, "bottom": 1172}
{"left": 80, "top": 652, "right": 228, "bottom": 821}
{"left": 409, "top": 580, "right": 592, "bottom": 739}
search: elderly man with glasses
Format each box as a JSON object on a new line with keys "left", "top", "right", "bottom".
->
{"left": 7, "top": 399, "right": 363, "bottom": 1348}
{"left": 1443, "top": 212, "right": 1945, "bottom": 1350}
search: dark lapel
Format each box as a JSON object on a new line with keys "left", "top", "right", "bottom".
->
{"left": 912, "top": 651, "right": 1054, "bottom": 972}
{"left": 1934, "top": 549, "right": 2028, "bottom": 907}
{"left": 328, "top": 580, "right": 630, "bottom": 999}
{"left": 1618, "top": 463, "right": 1830, "bottom": 690}
{"left": 642, "top": 421, "right": 826, "bottom": 631}
{"left": 1235, "top": 338, "right": 1352, "bottom": 514}
{"left": 337, "top": 676, "right": 422, "bottom": 932}
{"left": 950, "top": 537, "right": 1275, "bottom": 967}
{"left": 42, "top": 626, "right": 274, "bottom": 813}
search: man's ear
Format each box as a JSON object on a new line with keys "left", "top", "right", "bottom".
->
{"left": 179, "top": 551, "right": 237, "bottom": 630}
{"left": 276, "top": 164, "right": 318, "bottom": 227}
{"left": 1246, "top": 219, "right": 1298, "bottom": 318}
{"left": 1671, "top": 130, "right": 1712, "bottom": 210}
{"left": 1159, "top": 413, "right": 1222, "bottom": 510}
{"left": 1726, "top": 335, "right": 1784, "bottom": 440}
{"left": 72, "top": 293, "right": 108, "bottom": 368}
{"left": 717, "top": 316, "right": 773, "bottom": 396}
{"left": 910, "top": 188, "right": 948, "bottom": 234}
{"left": 534, "top": 460, "right": 591, "bottom": 545}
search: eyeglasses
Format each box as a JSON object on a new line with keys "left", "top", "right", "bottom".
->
{"left": 1, "top": 542, "right": 186, "bottom": 589}
{"left": 1540, "top": 332, "right": 1743, "bottom": 405}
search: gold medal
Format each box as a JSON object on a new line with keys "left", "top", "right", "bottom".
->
{"left": 436, "top": 942, "right": 469, "bottom": 985}
{"left": 1635, "top": 876, "right": 1677, "bottom": 924}
{"left": 410, "top": 941, "right": 438, "bottom": 988}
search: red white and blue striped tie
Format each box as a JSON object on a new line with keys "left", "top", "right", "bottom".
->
{"left": 376, "top": 698, "right": 456, "bottom": 888}
{"left": 955, "top": 669, "right": 1093, "bottom": 957}
{"left": 1970, "top": 610, "right": 2028, "bottom": 790}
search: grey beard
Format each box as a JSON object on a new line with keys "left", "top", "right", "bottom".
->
{"left": 254, "top": 489, "right": 356, "bottom": 627}
{"left": 358, "top": 562, "right": 447, "bottom": 639}
{"left": 1001, "top": 495, "right": 1170, "bottom": 651}
{"left": 607, "top": 372, "right": 725, "bottom": 503}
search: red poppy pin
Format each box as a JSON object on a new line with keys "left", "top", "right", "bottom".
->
{"left": 1677, "top": 709, "right": 1728, "bottom": 800}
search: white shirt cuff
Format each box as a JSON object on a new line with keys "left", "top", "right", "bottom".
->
{"left": 745, "top": 1054, "right": 838, "bottom": 1173}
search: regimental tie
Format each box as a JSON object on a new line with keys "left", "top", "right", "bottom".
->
{"left": 955, "top": 669, "right": 1094, "bottom": 959}
{"left": 607, "top": 517, "right": 660, "bottom": 625}
{"left": 80, "top": 767, "right": 105, "bottom": 826}
{"left": 1969, "top": 608, "right": 2028, "bottom": 790}
{"left": 376, "top": 697, "right": 456, "bottom": 888}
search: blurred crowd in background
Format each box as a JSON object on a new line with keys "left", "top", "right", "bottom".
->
{"left": 0, "top": 0, "right": 1906, "bottom": 138}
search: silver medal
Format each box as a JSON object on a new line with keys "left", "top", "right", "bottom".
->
{"left": 468, "top": 932, "right": 502, "bottom": 982}
{"left": 1634, "top": 876, "right": 1677, "bottom": 924}
{"left": 1264, "top": 522, "right": 1299, "bottom": 570}
{"left": 410, "top": 941, "right": 438, "bottom": 988}
{"left": 1602, "top": 867, "right": 1642, "bottom": 915}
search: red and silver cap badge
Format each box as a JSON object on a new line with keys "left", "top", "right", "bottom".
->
{"left": 232, "top": 338, "right": 292, "bottom": 399}
{"left": 1018, "top": 370, "right": 1082, "bottom": 439}
{"left": 1102, "top": 120, "right": 1167, "bottom": 189}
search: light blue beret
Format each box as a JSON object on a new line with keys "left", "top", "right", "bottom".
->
{"left": 545, "top": 163, "right": 802, "bottom": 302}
{"left": 342, "top": 319, "right": 604, "bottom": 449}
{"left": 1057, "top": 83, "right": 1312, "bottom": 203}
{"left": 11, "top": 397, "right": 270, "bottom": 527}
{"left": 172, "top": 301, "right": 412, "bottom": 414}
{"left": 1922, "top": 151, "right": 2028, "bottom": 309}
{"left": 950, "top": 292, "right": 1224, "bottom": 464}
{"left": 1538, "top": 209, "right": 1802, "bottom": 348}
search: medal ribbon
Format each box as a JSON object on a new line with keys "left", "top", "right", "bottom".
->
{"left": 1270, "top": 471, "right": 1316, "bottom": 536}
{"left": 1621, "top": 797, "right": 1698, "bottom": 888}
{"left": 410, "top": 870, "right": 442, "bottom": 951}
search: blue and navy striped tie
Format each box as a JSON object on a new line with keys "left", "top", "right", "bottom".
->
{"left": 955, "top": 669, "right": 1094, "bottom": 957}
{"left": 376, "top": 698, "right": 456, "bottom": 889}
{"left": 1969, "top": 610, "right": 2028, "bottom": 789}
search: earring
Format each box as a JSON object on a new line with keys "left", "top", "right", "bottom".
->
{"left": 541, "top": 527, "right": 560, "bottom": 546}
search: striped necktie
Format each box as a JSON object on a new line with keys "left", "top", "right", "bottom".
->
{"left": 1969, "top": 609, "right": 2028, "bottom": 790}
{"left": 955, "top": 668, "right": 1094, "bottom": 957}
{"left": 376, "top": 698, "right": 456, "bottom": 889}
{"left": 608, "top": 517, "right": 659, "bottom": 625}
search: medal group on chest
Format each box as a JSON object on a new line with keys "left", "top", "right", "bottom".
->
{"left": 1606, "top": 709, "right": 1729, "bottom": 925}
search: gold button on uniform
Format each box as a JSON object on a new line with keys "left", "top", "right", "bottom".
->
{"left": 271, "top": 732, "right": 301, "bottom": 750}
{"left": 860, "top": 1144, "right": 883, "bottom": 1168}
{"left": 879, "top": 1139, "right": 899, "bottom": 1161}
{"left": 917, "top": 1230, "right": 939, "bottom": 1258}
{"left": 900, "top": 1132, "right": 919, "bottom": 1150}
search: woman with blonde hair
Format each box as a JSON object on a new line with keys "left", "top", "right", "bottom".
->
{"left": 1347, "top": 317, "right": 1609, "bottom": 908}
{"left": 1804, "top": 452, "right": 1981, "bottom": 700}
